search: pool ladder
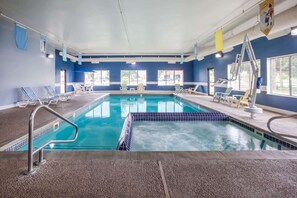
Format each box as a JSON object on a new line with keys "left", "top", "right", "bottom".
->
{"left": 25, "top": 104, "right": 79, "bottom": 175}
{"left": 267, "top": 114, "right": 297, "bottom": 139}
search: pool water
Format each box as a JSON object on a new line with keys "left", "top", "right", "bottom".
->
{"left": 131, "top": 121, "right": 277, "bottom": 151}
{"left": 19, "top": 95, "right": 205, "bottom": 151}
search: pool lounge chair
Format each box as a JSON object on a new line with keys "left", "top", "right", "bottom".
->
{"left": 228, "top": 89, "right": 251, "bottom": 108}
{"left": 120, "top": 84, "right": 128, "bottom": 92}
{"left": 213, "top": 87, "right": 233, "bottom": 103}
{"left": 44, "top": 86, "right": 73, "bottom": 101}
{"left": 188, "top": 84, "right": 207, "bottom": 95}
{"left": 175, "top": 84, "right": 184, "bottom": 93}
{"left": 73, "top": 83, "right": 85, "bottom": 94}
{"left": 137, "top": 83, "right": 145, "bottom": 92}
{"left": 17, "top": 87, "right": 56, "bottom": 108}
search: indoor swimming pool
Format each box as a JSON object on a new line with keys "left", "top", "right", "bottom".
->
{"left": 18, "top": 95, "right": 206, "bottom": 151}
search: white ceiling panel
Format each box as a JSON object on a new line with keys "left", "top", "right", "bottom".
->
{"left": 0, "top": 0, "right": 267, "bottom": 54}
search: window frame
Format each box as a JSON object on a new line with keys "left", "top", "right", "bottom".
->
{"left": 267, "top": 53, "right": 297, "bottom": 97}
{"left": 84, "top": 70, "right": 110, "bottom": 86}
{"left": 157, "top": 70, "right": 184, "bottom": 86}
{"left": 120, "top": 70, "right": 147, "bottom": 85}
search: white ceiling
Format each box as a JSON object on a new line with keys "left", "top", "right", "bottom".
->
{"left": 0, "top": 0, "right": 277, "bottom": 55}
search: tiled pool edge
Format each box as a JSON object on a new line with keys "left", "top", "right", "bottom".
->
{"left": 174, "top": 93, "right": 297, "bottom": 148}
{"left": 117, "top": 112, "right": 297, "bottom": 151}
{"left": 0, "top": 93, "right": 110, "bottom": 151}
{"left": 117, "top": 112, "right": 229, "bottom": 151}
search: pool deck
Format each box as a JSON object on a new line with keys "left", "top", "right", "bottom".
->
{"left": 0, "top": 93, "right": 109, "bottom": 148}
{"left": 1, "top": 91, "right": 297, "bottom": 197}
{"left": 1, "top": 150, "right": 297, "bottom": 197}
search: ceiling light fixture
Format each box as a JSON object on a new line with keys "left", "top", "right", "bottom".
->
{"left": 131, "top": 62, "right": 136, "bottom": 65}
{"left": 46, "top": 53, "right": 54, "bottom": 59}
{"left": 215, "top": 51, "right": 224, "bottom": 58}
{"left": 291, "top": 26, "right": 297, "bottom": 36}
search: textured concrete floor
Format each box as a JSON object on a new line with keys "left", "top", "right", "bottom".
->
{"left": 0, "top": 93, "right": 107, "bottom": 147}
{"left": 1, "top": 151, "right": 297, "bottom": 198}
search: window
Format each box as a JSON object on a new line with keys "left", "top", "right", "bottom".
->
{"left": 268, "top": 54, "right": 297, "bottom": 96}
{"left": 121, "top": 70, "right": 146, "bottom": 85}
{"left": 158, "top": 70, "right": 184, "bottom": 85}
{"left": 84, "top": 70, "right": 110, "bottom": 86}
{"left": 228, "top": 60, "right": 261, "bottom": 91}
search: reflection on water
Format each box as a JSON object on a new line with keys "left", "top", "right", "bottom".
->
{"left": 120, "top": 97, "right": 185, "bottom": 117}
{"left": 121, "top": 98, "right": 147, "bottom": 117}
{"left": 85, "top": 101, "right": 110, "bottom": 118}
{"left": 157, "top": 101, "right": 183, "bottom": 112}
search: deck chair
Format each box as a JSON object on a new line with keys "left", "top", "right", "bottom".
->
{"left": 213, "top": 87, "right": 233, "bottom": 103}
{"left": 73, "top": 83, "right": 84, "bottom": 94}
{"left": 44, "top": 86, "right": 73, "bottom": 101}
{"left": 188, "top": 84, "right": 207, "bottom": 95}
{"left": 120, "top": 84, "right": 128, "bottom": 92}
{"left": 17, "top": 87, "right": 56, "bottom": 108}
{"left": 174, "top": 84, "right": 184, "bottom": 93}
{"left": 228, "top": 89, "right": 251, "bottom": 108}
{"left": 137, "top": 83, "right": 145, "bottom": 92}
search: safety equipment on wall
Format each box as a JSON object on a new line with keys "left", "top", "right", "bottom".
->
{"left": 216, "top": 33, "right": 263, "bottom": 119}
{"left": 15, "top": 24, "right": 27, "bottom": 50}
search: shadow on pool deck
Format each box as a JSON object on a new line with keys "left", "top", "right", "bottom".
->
{"left": 1, "top": 151, "right": 297, "bottom": 197}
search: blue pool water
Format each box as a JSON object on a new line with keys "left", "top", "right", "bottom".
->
{"left": 131, "top": 121, "right": 277, "bottom": 151}
{"left": 19, "top": 95, "right": 205, "bottom": 151}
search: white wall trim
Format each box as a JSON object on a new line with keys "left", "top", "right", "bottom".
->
{"left": 0, "top": 104, "right": 17, "bottom": 110}
{"left": 257, "top": 104, "right": 297, "bottom": 115}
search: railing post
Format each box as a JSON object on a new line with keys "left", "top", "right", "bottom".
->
{"left": 24, "top": 104, "right": 79, "bottom": 175}
{"left": 38, "top": 149, "right": 46, "bottom": 165}
{"left": 25, "top": 114, "right": 35, "bottom": 175}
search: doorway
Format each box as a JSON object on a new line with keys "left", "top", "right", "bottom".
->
{"left": 208, "top": 68, "right": 215, "bottom": 96}
{"left": 60, "top": 69, "right": 66, "bottom": 94}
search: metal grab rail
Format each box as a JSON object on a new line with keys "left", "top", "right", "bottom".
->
{"left": 267, "top": 114, "right": 297, "bottom": 139}
{"left": 25, "top": 105, "right": 79, "bottom": 175}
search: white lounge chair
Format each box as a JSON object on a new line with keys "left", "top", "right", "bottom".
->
{"left": 120, "top": 84, "right": 128, "bottom": 92}
{"left": 175, "top": 84, "right": 184, "bottom": 93}
{"left": 213, "top": 87, "right": 233, "bottom": 103}
{"left": 44, "top": 86, "right": 73, "bottom": 101}
{"left": 73, "top": 83, "right": 85, "bottom": 94}
{"left": 17, "top": 87, "right": 56, "bottom": 108}
{"left": 188, "top": 84, "right": 207, "bottom": 95}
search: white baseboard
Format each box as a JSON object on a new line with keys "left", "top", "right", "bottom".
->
{"left": 257, "top": 104, "right": 297, "bottom": 115}
{"left": 0, "top": 104, "right": 16, "bottom": 110}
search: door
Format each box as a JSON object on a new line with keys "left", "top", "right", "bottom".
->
{"left": 208, "top": 68, "right": 215, "bottom": 96}
{"left": 60, "top": 70, "right": 66, "bottom": 94}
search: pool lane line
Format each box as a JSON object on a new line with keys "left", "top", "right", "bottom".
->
{"left": 158, "top": 161, "right": 170, "bottom": 198}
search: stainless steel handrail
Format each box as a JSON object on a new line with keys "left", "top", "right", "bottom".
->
{"left": 267, "top": 114, "right": 297, "bottom": 139}
{"left": 25, "top": 104, "right": 79, "bottom": 175}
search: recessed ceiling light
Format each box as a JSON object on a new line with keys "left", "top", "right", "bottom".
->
{"left": 46, "top": 53, "right": 54, "bottom": 59}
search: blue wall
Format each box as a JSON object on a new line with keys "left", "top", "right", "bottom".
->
{"left": 55, "top": 50, "right": 75, "bottom": 93}
{"left": 72, "top": 61, "right": 194, "bottom": 91}
{"left": 0, "top": 18, "right": 55, "bottom": 107}
{"left": 194, "top": 34, "right": 297, "bottom": 112}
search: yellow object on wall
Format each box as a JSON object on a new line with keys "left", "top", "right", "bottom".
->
{"left": 215, "top": 29, "right": 224, "bottom": 52}
{"left": 259, "top": 0, "right": 274, "bottom": 36}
